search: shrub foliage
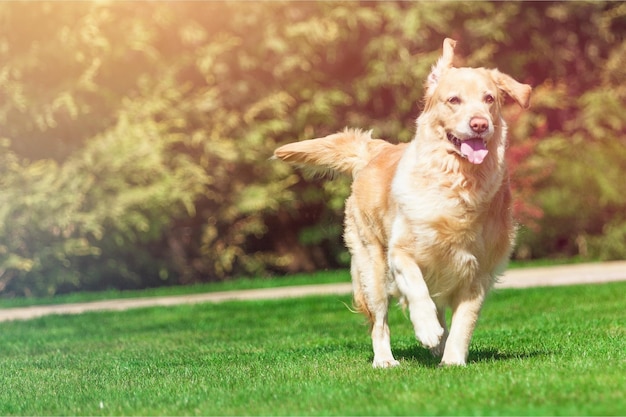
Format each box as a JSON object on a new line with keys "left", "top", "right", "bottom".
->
{"left": 0, "top": 2, "right": 624, "bottom": 295}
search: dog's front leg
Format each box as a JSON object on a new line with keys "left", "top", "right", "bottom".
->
{"left": 389, "top": 247, "right": 444, "bottom": 350}
{"left": 440, "top": 284, "right": 486, "bottom": 366}
{"left": 429, "top": 305, "right": 449, "bottom": 358}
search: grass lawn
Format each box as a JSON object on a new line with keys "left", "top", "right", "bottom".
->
{"left": 1, "top": 280, "right": 624, "bottom": 415}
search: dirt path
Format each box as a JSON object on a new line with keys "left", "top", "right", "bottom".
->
{"left": 2, "top": 261, "right": 625, "bottom": 323}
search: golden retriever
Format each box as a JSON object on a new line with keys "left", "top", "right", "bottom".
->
{"left": 273, "top": 38, "right": 532, "bottom": 368}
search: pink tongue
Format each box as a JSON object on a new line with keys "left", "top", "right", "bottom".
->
{"left": 460, "top": 139, "right": 489, "bottom": 164}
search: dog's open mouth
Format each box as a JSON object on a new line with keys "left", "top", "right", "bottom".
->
{"left": 447, "top": 133, "right": 489, "bottom": 165}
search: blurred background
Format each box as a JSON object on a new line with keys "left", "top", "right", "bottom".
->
{"left": 0, "top": 1, "right": 624, "bottom": 297}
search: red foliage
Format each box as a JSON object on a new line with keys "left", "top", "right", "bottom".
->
{"left": 504, "top": 106, "right": 550, "bottom": 231}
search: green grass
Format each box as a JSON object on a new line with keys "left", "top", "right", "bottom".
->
{"left": 1, "top": 281, "right": 624, "bottom": 415}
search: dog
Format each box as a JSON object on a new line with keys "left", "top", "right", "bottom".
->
{"left": 273, "top": 38, "right": 532, "bottom": 368}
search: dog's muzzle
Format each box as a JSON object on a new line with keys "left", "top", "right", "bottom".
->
{"left": 447, "top": 133, "right": 488, "bottom": 165}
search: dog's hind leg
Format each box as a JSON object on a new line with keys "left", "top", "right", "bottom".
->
{"left": 350, "top": 246, "right": 399, "bottom": 368}
{"left": 370, "top": 307, "right": 398, "bottom": 368}
{"left": 345, "top": 205, "right": 398, "bottom": 368}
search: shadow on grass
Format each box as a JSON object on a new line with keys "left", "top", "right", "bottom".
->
{"left": 468, "top": 348, "right": 551, "bottom": 363}
{"left": 290, "top": 339, "right": 552, "bottom": 368}
{"left": 392, "top": 346, "right": 551, "bottom": 367}
{"left": 392, "top": 346, "right": 440, "bottom": 367}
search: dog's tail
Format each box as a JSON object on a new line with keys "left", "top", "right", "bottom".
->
{"left": 273, "top": 128, "right": 390, "bottom": 179}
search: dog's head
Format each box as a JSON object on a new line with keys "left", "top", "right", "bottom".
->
{"left": 422, "top": 38, "right": 532, "bottom": 165}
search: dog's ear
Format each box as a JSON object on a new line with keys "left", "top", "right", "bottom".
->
{"left": 490, "top": 69, "right": 532, "bottom": 109}
{"left": 425, "top": 38, "right": 457, "bottom": 97}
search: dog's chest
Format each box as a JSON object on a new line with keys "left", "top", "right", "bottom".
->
{"left": 392, "top": 188, "right": 492, "bottom": 286}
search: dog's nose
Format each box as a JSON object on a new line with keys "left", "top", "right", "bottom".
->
{"left": 470, "top": 117, "right": 489, "bottom": 134}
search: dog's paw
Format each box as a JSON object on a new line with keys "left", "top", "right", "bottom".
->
{"left": 409, "top": 302, "right": 444, "bottom": 349}
{"left": 429, "top": 329, "right": 448, "bottom": 357}
{"left": 439, "top": 359, "right": 466, "bottom": 367}
{"left": 415, "top": 320, "right": 444, "bottom": 349}
{"left": 372, "top": 357, "right": 401, "bottom": 369}
{"left": 440, "top": 347, "right": 467, "bottom": 366}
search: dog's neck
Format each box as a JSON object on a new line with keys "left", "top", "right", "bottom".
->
{"left": 405, "top": 117, "right": 509, "bottom": 206}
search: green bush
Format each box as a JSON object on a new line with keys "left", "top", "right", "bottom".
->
{"left": 0, "top": 2, "right": 624, "bottom": 295}
{"left": 0, "top": 102, "right": 207, "bottom": 296}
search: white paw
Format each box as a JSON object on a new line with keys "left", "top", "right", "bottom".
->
{"left": 429, "top": 329, "right": 448, "bottom": 357}
{"left": 372, "top": 357, "right": 401, "bottom": 368}
{"left": 440, "top": 348, "right": 467, "bottom": 366}
{"left": 440, "top": 359, "right": 466, "bottom": 367}
{"left": 415, "top": 319, "right": 444, "bottom": 349}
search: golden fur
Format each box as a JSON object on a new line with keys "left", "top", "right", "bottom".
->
{"left": 274, "top": 38, "right": 532, "bottom": 368}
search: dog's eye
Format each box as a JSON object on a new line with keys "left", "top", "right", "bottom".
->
{"left": 484, "top": 94, "right": 495, "bottom": 104}
{"left": 448, "top": 96, "right": 461, "bottom": 105}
